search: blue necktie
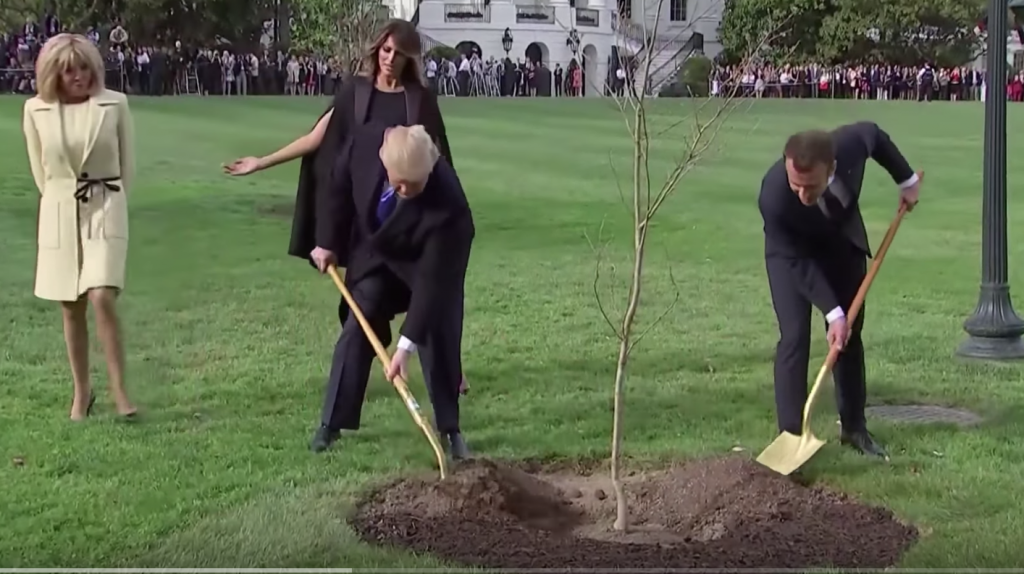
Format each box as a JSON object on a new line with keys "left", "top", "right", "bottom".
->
{"left": 376, "top": 185, "right": 398, "bottom": 226}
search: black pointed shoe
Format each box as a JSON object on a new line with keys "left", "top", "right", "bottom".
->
{"left": 840, "top": 428, "right": 889, "bottom": 460}
{"left": 310, "top": 426, "right": 340, "bottom": 453}
{"left": 444, "top": 432, "right": 471, "bottom": 460}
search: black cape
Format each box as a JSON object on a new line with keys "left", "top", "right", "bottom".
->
{"left": 287, "top": 76, "right": 453, "bottom": 265}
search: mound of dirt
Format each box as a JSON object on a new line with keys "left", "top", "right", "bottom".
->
{"left": 351, "top": 456, "right": 918, "bottom": 569}
{"left": 365, "top": 459, "right": 582, "bottom": 532}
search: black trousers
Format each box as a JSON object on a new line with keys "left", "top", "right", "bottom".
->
{"left": 766, "top": 247, "right": 867, "bottom": 435}
{"left": 320, "top": 268, "right": 463, "bottom": 434}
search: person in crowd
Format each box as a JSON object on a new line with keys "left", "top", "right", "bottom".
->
{"left": 136, "top": 47, "right": 150, "bottom": 94}
{"left": 149, "top": 46, "right": 168, "bottom": 95}
{"left": 310, "top": 123, "right": 473, "bottom": 457}
{"left": 220, "top": 19, "right": 468, "bottom": 393}
{"left": 109, "top": 18, "right": 128, "bottom": 48}
{"left": 285, "top": 54, "right": 299, "bottom": 95}
{"left": 917, "top": 63, "right": 935, "bottom": 102}
{"left": 758, "top": 123, "right": 921, "bottom": 461}
{"left": 44, "top": 11, "right": 61, "bottom": 37}
{"left": 22, "top": 33, "right": 137, "bottom": 421}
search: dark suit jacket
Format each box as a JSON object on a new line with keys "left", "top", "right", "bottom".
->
{"left": 317, "top": 122, "right": 474, "bottom": 345}
{"left": 287, "top": 75, "right": 453, "bottom": 263}
{"left": 758, "top": 121, "right": 914, "bottom": 313}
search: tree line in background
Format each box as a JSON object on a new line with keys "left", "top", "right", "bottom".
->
{"left": 0, "top": 0, "right": 385, "bottom": 65}
{"left": 718, "top": 0, "right": 988, "bottom": 66}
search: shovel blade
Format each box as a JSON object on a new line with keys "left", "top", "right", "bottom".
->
{"left": 755, "top": 431, "right": 826, "bottom": 476}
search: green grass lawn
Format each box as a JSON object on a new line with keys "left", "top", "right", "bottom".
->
{"left": 2, "top": 94, "right": 1024, "bottom": 568}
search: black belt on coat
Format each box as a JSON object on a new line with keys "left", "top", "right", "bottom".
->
{"left": 75, "top": 172, "right": 121, "bottom": 202}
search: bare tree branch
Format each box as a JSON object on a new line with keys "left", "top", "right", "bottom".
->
{"left": 627, "top": 257, "right": 680, "bottom": 354}
{"left": 607, "top": 150, "right": 630, "bottom": 211}
{"left": 584, "top": 219, "right": 623, "bottom": 341}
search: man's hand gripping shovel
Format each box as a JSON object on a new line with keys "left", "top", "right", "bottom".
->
{"left": 327, "top": 265, "right": 450, "bottom": 480}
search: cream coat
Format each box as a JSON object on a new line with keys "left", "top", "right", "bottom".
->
{"left": 23, "top": 89, "right": 135, "bottom": 302}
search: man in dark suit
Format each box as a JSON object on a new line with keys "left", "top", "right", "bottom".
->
{"left": 758, "top": 122, "right": 922, "bottom": 459}
{"left": 286, "top": 72, "right": 452, "bottom": 264}
{"left": 309, "top": 122, "right": 473, "bottom": 458}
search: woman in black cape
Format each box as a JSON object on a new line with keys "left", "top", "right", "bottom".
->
{"left": 223, "top": 20, "right": 467, "bottom": 392}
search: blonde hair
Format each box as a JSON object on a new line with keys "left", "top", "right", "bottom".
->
{"left": 380, "top": 125, "right": 440, "bottom": 184}
{"left": 35, "top": 33, "right": 106, "bottom": 103}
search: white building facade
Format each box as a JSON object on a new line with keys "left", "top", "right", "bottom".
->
{"left": 391, "top": 0, "right": 724, "bottom": 96}
{"left": 619, "top": 0, "right": 724, "bottom": 57}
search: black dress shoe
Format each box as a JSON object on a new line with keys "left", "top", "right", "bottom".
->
{"left": 840, "top": 429, "right": 889, "bottom": 460}
{"left": 310, "top": 426, "right": 340, "bottom": 453}
{"left": 444, "top": 432, "right": 470, "bottom": 460}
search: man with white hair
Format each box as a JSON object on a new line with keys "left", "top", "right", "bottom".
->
{"left": 309, "top": 123, "right": 474, "bottom": 458}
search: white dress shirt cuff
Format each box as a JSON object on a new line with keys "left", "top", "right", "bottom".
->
{"left": 825, "top": 307, "right": 845, "bottom": 324}
{"left": 397, "top": 336, "right": 418, "bottom": 353}
{"left": 898, "top": 173, "right": 919, "bottom": 190}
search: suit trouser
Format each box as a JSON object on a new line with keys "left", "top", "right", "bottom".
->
{"left": 766, "top": 246, "right": 867, "bottom": 435}
{"left": 320, "top": 269, "right": 463, "bottom": 434}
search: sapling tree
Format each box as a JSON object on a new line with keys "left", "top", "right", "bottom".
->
{"left": 590, "top": 4, "right": 788, "bottom": 532}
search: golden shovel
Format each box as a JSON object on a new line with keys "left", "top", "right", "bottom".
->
{"left": 327, "top": 265, "right": 450, "bottom": 480}
{"left": 757, "top": 205, "right": 907, "bottom": 475}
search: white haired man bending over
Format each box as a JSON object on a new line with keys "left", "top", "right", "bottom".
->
{"left": 309, "top": 123, "right": 474, "bottom": 457}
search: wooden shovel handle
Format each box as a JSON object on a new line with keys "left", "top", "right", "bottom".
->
{"left": 802, "top": 205, "right": 908, "bottom": 430}
{"left": 844, "top": 204, "right": 908, "bottom": 332}
{"left": 326, "top": 265, "right": 450, "bottom": 480}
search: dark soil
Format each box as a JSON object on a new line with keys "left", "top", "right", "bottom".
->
{"left": 350, "top": 456, "right": 917, "bottom": 569}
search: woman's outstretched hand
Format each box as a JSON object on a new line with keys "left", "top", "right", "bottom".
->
{"left": 223, "top": 157, "right": 260, "bottom": 176}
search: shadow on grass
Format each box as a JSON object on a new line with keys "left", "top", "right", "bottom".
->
{"left": 254, "top": 200, "right": 295, "bottom": 219}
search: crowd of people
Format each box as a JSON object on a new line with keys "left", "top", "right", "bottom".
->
{"left": 424, "top": 51, "right": 622, "bottom": 97}
{"left": 113, "top": 49, "right": 341, "bottom": 97}
{"left": 1, "top": 14, "right": 345, "bottom": 96}
{"left": 2, "top": 23, "right": 584, "bottom": 98}
{"left": 711, "top": 63, "right": 995, "bottom": 101}
{"left": 7, "top": 14, "right": 1018, "bottom": 102}
{"left": 1, "top": 10, "right": 623, "bottom": 99}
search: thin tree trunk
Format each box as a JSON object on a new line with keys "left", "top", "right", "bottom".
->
{"left": 611, "top": 229, "right": 648, "bottom": 531}
{"left": 610, "top": 337, "right": 629, "bottom": 530}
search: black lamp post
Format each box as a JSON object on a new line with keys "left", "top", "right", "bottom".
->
{"left": 567, "top": 28, "right": 581, "bottom": 56}
{"left": 957, "top": 0, "right": 1024, "bottom": 359}
{"left": 502, "top": 27, "right": 513, "bottom": 56}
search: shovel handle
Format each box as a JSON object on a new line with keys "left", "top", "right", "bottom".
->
{"left": 326, "top": 265, "right": 450, "bottom": 480}
{"left": 800, "top": 205, "right": 907, "bottom": 434}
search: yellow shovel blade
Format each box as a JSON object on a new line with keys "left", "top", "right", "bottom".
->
{"left": 755, "top": 431, "right": 826, "bottom": 476}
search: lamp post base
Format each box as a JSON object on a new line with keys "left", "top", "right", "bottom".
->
{"left": 956, "top": 334, "right": 1024, "bottom": 360}
{"left": 956, "top": 284, "right": 1024, "bottom": 360}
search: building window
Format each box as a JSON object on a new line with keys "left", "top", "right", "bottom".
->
{"left": 617, "top": 0, "right": 631, "bottom": 19}
{"left": 670, "top": 0, "right": 686, "bottom": 21}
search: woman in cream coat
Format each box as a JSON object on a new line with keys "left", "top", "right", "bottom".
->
{"left": 23, "top": 33, "right": 137, "bottom": 420}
